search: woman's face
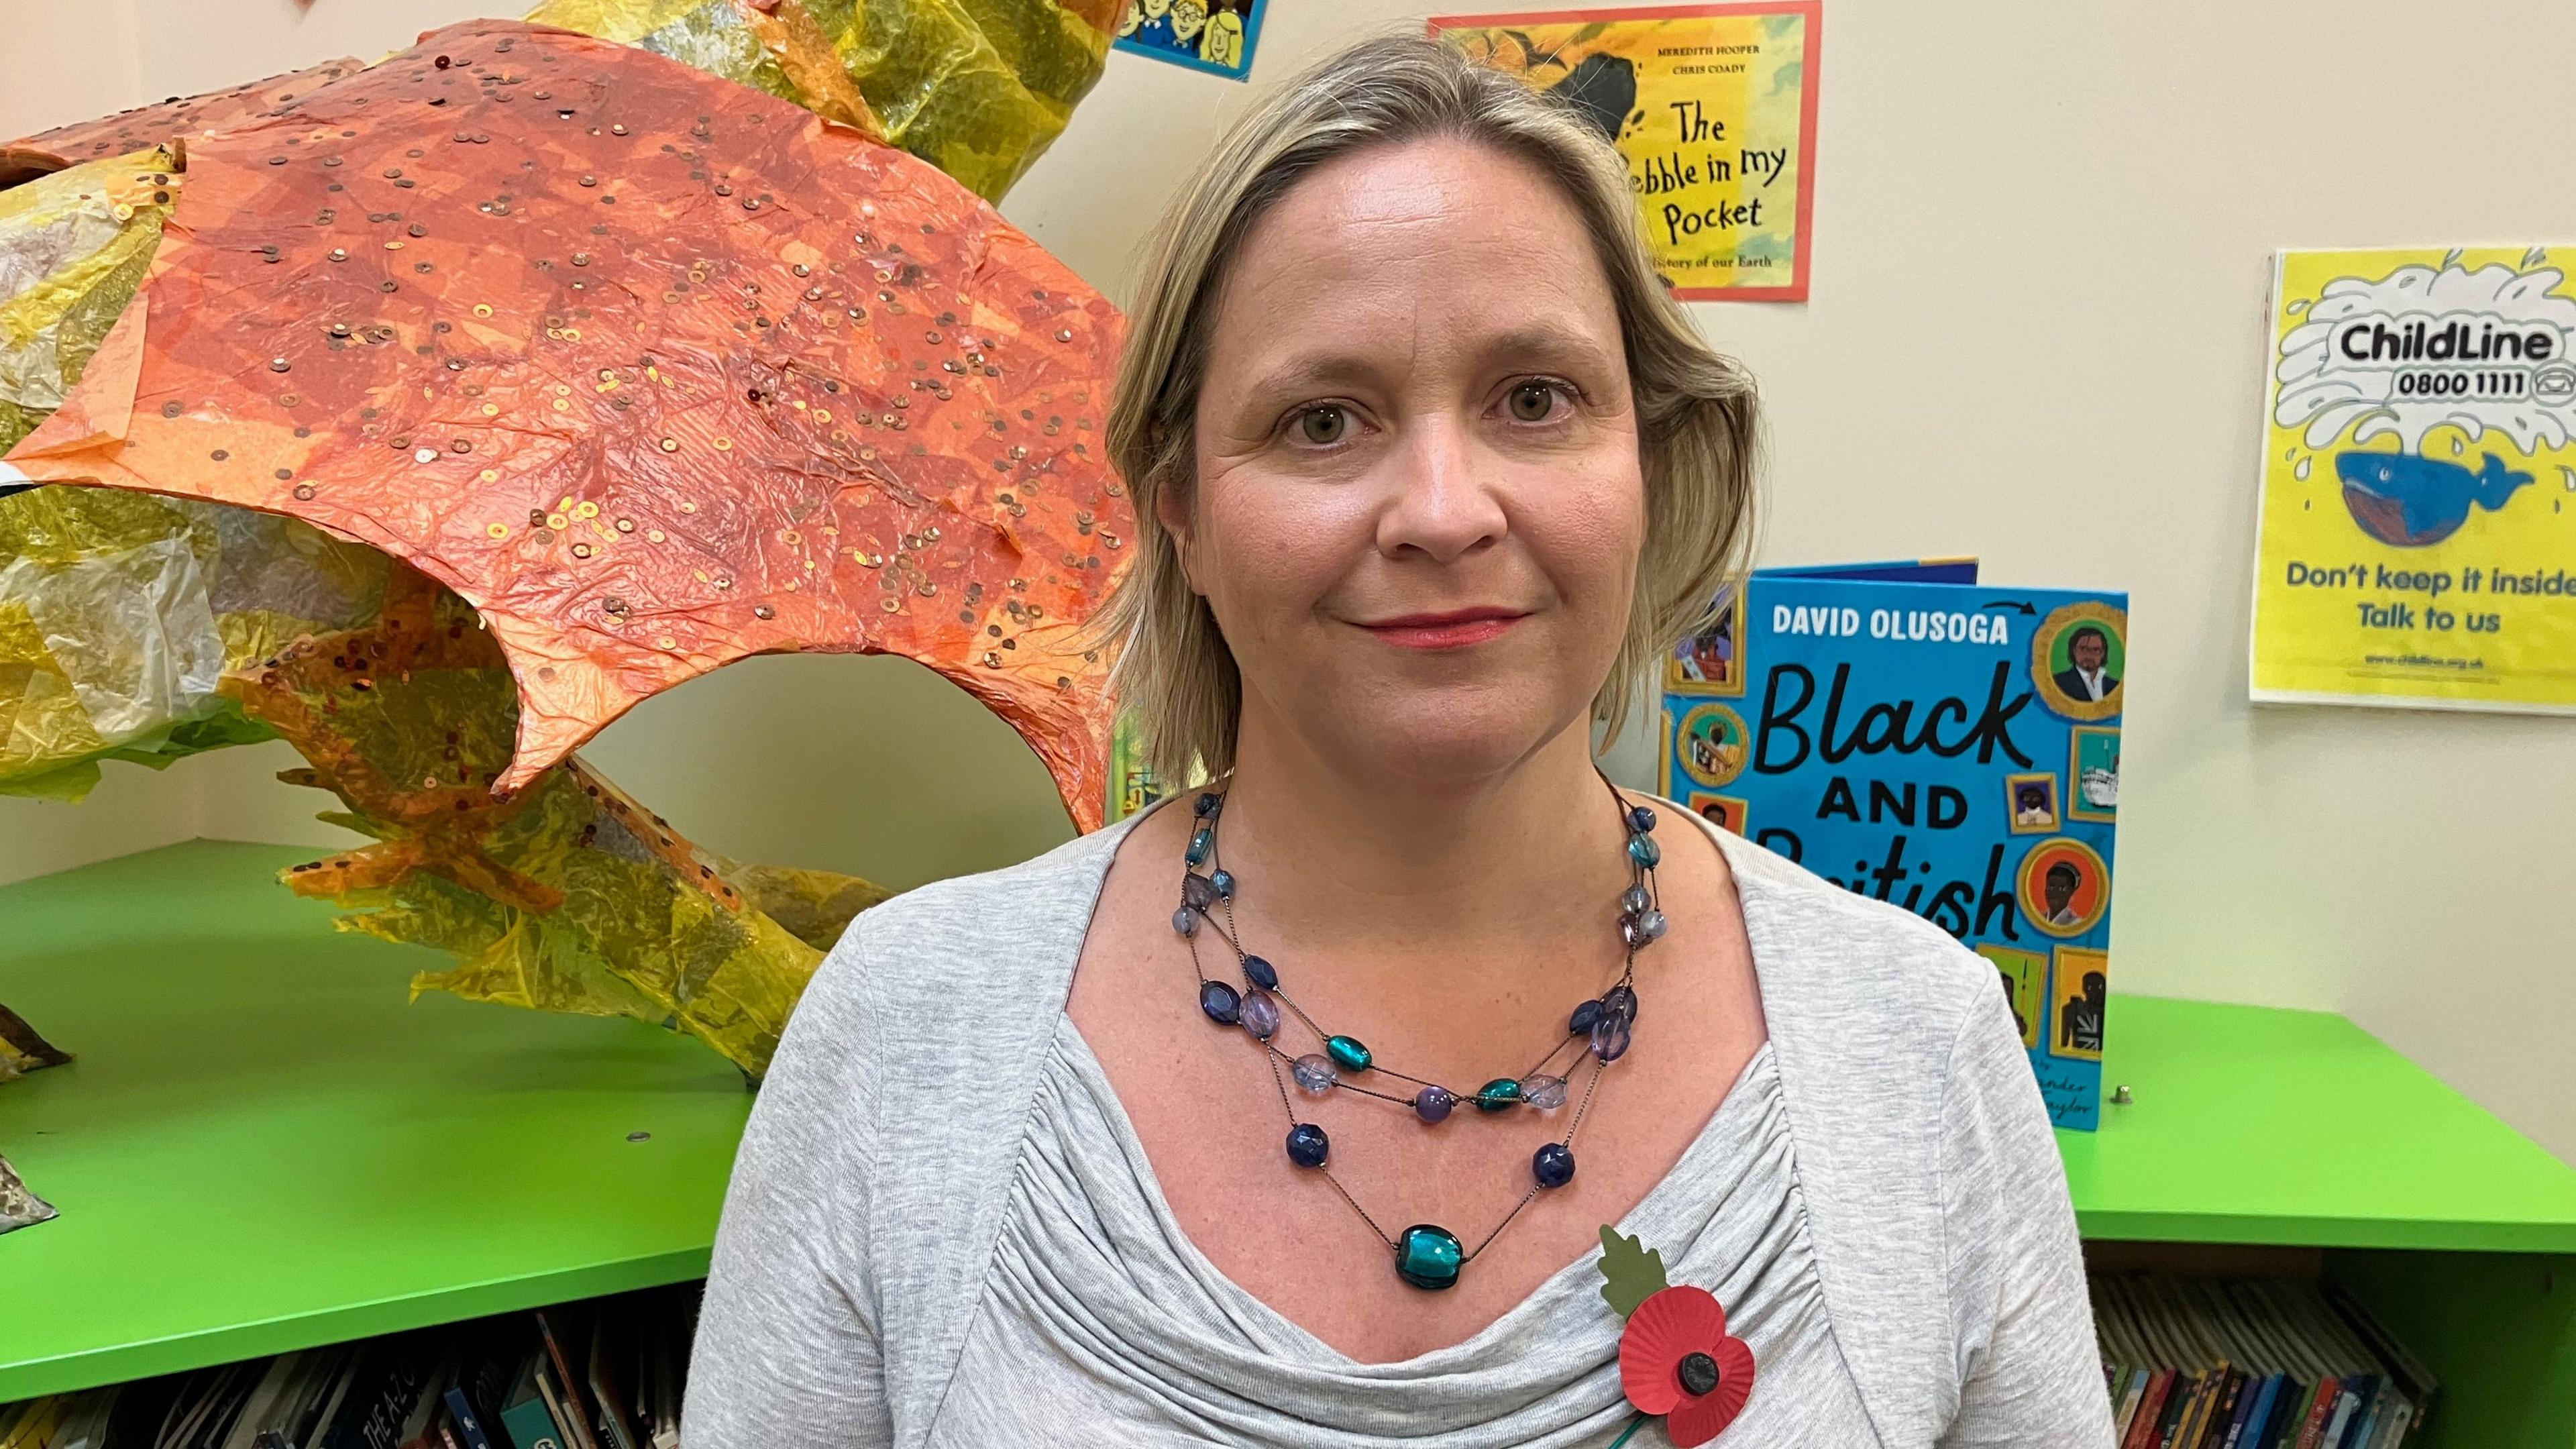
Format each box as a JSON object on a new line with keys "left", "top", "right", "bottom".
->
{"left": 1178, "top": 138, "right": 1645, "bottom": 788}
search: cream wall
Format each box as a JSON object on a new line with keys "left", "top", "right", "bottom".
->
{"left": 2, "top": 1, "right": 2571, "bottom": 1161}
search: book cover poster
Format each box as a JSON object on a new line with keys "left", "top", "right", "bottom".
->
{"left": 1115, "top": 0, "right": 1265, "bottom": 80}
{"left": 2253, "top": 247, "right": 2576, "bottom": 712}
{"left": 1430, "top": 3, "right": 1819, "bottom": 301}
{"left": 1667, "top": 575, "right": 2125, "bottom": 1128}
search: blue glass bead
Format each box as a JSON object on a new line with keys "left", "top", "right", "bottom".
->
{"left": 1171, "top": 907, "right": 1197, "bottom": 938}
{"left": 1326, "top": 1035, "right": 1373, "bottom": 1073}
{"left": 1532, "top": 1142, "right": 1576, "bottom": 1188}
{"left": 1627, "top": 833, "right": 1662, "bottom": 869}
{"left": 1181, "top": 872, "right": 1216, "bottom": 910}
{"left": 1591, "top": 1014, "right": 1632, "bottom": 1063}
{"left": 1569, "top": 998, "right": 1603, "bottom": 1034}
{"left": 1210, "top": 869, "right": 1236, "bottom": 900}
{"left": 1285, "top": 1122, "right": 1329, "bottom": 1168}
{"left": 1627, "top": 805, "right": 1658, "bottom": 834}
{"left": 1621, "top": 884, "right": 1651, "bottom": 916}
{"left": 1474, "top": 1077, "right": 1522, "bottom": 1112}
{"left": 1291, "top": 1053, "right": 1338, "bottom": 1093}
{"left": 1197, "top": 979, "right": 1240, "bottom": 1026}
{"left": 1238, "top": 988, "right": 1281, "bottom": 1040}
{"left": 1195, "top": 791, "right": 1222, "bottom": 817}
{"left": 1636, "top": 909, "right": 1668, "bottom": 943}
{"left": 1395, "top": 1224, "right": 1464, "bottom": 1291}
{"left": 1186, "top": 828, "right": 1214, "bottom": 866}
{"left": 1413, "top": 1085, "right": 1457, "bottom": 1124}
{"left": 1243, "top": 954, "right": 1278, "bottom": 990}
{"left": 1602, "top": 983, "right": 1639, "bottom": 1023}
{"left": 1519, "top": 1074, "right": 1568, "bottom": 1110}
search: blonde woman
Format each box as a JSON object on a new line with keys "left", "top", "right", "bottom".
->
{"left": 688, "top": 34, "right": 2112, "bottom": 1448}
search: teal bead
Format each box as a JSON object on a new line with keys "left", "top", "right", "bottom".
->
{"left": 1395, "top": 1223, "right": 1464, "bottom": 1291}
{"left": 1627, "top": 833, "right": 1662, "bottom": 868}
{"left": 1474, "top": 1077, "right": 1522, "bottom": 1112}
{"left": 1326, "top": 1034, "right": 1373, "bottom": 1072}
{"left": 1186, "top": 828, "right": 1214, "bottom": 866}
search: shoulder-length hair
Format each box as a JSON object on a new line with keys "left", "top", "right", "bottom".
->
{"left": 1095, "top": 32, "right": 1760, "bottom": 783}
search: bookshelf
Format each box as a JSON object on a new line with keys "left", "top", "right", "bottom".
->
{"left": 4, "top": 841, "right": 2574, "bottom": 1444}
{"left": 0, "top": 841, "right": 750, "bottom": 1403}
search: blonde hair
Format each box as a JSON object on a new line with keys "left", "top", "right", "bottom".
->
{"left": 1097, "top": 32, "right": 1760, "bottom": 782}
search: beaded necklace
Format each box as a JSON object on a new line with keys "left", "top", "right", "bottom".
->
{"left": 1171, "top": 773, "right": 1666, "bottom": 1291}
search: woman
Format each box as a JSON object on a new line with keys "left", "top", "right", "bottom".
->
{"left": 687, "top": 34, "right": 2112, "bottom": 1448}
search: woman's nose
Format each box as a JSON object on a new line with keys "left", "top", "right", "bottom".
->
{"left": 1375, "top": 415, "right": 1506, "bottom": 564}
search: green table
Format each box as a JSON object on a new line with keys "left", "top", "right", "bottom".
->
{"left": 3, "top": 842, "right": 2573, "bottom": 1442}
{"left": 0, "top": 841, "right": 751, "bottom": 1403}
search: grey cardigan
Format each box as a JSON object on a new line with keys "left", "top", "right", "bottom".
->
{"left": 685, "top": 805, "right": 2114, "bottom": 1446}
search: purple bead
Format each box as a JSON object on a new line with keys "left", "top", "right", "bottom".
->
{"left": 1627, "top": 805, "right": 1657, "bottom": 834}
{"left": 1181, "top": 873, "right": 1216, "bottom": 910}
{"left": 1519, "top": 1074, "right": 1568, "bottom": 1110}
{"left": 1602, "top": 983, "right": 1639, "bottom": 1023}
{"left": 1242, "top": 954, "right": 1278, "bottom": 990}
{"left": 1413, "top": 1085, "right": 1457, "bottom": 1124}
{"left": 1590, "top": 1014, "right": 1632, "bottom": 1063}
{"left": 1195, "top": 790, "right": 1222, "bottom": 817}
{"left": 1285, "top": 1122, "right": 1329, "bottom": 1168}
{"left": 1171, "top": 907, "right": 1197, "bottom": 938}
{"left": 1569, "top": 998, "right": 1603, "bottom": 1034}
{"left": 1291, "top": 1054, "right": 1338, "bottom": 1094}
{"left": 1238, "top": 988, "right": 1281, "bottom": 1040}
{"left": 1620, "top": 914, "right": 1647, "bottom": 949}
{"left": 1533, "top": 1141, "right": 1576, "bottom": 1188}
{"left": 1198, "top": 979, "right": 1240, "bottom": 1026}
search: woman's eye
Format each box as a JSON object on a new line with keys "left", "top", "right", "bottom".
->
{"left": 1295, "top": 405, "right": 1348, "bottom": 446}
{"left": 1507, "top": 382, "right": 1563, "bottom": 423}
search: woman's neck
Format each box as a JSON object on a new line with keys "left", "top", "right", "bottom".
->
{"left": 1205, "top": 710, "right": 1635, "bottom": 969}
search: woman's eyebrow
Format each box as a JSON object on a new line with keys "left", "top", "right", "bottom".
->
{"left": 1472, "top": 325, "right": 1619, "bottom": 374}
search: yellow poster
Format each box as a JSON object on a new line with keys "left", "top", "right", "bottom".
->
{"left": 2253, "top": 247, "right": 2576, "bottom": 712}
{"left": 1431, "top": 3, "right": 1818, "bottom": 301}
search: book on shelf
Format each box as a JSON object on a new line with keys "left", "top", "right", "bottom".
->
{"left": 1663, "top": 558, "right": 2126, "bottom": 1128}
{"left": 0, "top": 1287, "right": 698, "bottom": 1449}
{"left": 2090, "top": 1273, "right": 2436, "bottom": 1449}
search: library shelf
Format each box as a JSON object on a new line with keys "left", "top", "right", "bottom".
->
{"left": 3, "top": 841, "right": 2572, "bottom": 1442}
{"left": 0, "top": 841, "right": 751, "bottom": 1403}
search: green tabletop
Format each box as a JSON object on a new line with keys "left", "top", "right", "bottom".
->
{"left": 0, "top": 840, "right": 752, "bottom": 1403}
{"left": 5, "top": 841, "right": 2575, "bottom": 1407}
{"left": 2065, "top": 994, "right": 2576, "bottom": 1252}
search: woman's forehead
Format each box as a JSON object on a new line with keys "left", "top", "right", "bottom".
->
{"left": 1211, "top": 140, "right": 1621, "bottom": 374}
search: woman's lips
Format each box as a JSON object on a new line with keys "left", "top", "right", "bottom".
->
{"left": 1354, "top": 608, "right": 1530, "bottom": 650}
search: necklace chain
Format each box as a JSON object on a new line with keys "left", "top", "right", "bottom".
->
{"left": 1173, "top": 769, "right": 1667, "bottom": 1288}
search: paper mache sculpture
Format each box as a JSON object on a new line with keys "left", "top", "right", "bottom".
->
{"left": 0, "top": 1, "right": 1134, "bottom": 1125}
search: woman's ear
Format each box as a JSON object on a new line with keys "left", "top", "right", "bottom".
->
{"left": 1155, "top": 474, "right": 1205, "bottom": 596}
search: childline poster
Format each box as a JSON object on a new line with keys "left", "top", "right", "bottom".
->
{"left": 2253, "top": 246, "right": 2576, "bottom": 712}
{"left": 1430, "top": 2, "right": 1819, "bottom": 302}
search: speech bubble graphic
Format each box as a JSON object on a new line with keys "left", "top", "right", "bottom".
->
{"left": 2275, "top": 256, "right": 2576, "bottom": 455}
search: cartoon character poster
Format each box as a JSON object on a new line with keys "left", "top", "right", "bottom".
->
{"left": 1114, "top": 0, "right": 1265, "bottom": 80}
{"left": 1666, "top": 567, "right": 2126, "bottom": 1129}
{"left": 2253, "top": 247, "right": 2576, "bottom": 712}
{"left": 1431, "top": 3, "right": 1819, "bottom": 301}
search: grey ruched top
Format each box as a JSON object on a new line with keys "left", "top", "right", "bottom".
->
{"left": 684, "top": 804, "right": 2116, "bottom": 1448}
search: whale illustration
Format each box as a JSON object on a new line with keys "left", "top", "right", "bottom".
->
{"left": 2334, "top": 450, "right": 2534, "bottom": 547}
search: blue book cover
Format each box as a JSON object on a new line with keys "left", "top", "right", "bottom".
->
{"left": 1661, "top": 567, "right": 2126, "bottom": 1128}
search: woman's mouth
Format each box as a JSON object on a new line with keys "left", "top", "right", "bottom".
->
{"left": 1354, "top": 606, "right": 1531, "bottom": 651}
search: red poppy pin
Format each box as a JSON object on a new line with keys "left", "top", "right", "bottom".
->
{"left": 1597, "top": 1226, "right": 1756, "bottom": 1447}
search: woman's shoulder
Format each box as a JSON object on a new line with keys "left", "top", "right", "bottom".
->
{"left": 820, "top": 817, "right": 1132, "bottom": 1006}
{"left": 769, "top": 819, "right": 1132, "bottom": 1116}
{"left": 1695, "top": 814, "right": 1998, "bottom": 1062}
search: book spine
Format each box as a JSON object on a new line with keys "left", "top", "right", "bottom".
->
{"left": 441, "top": 1388, "right": 495, "bottom": 1449}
